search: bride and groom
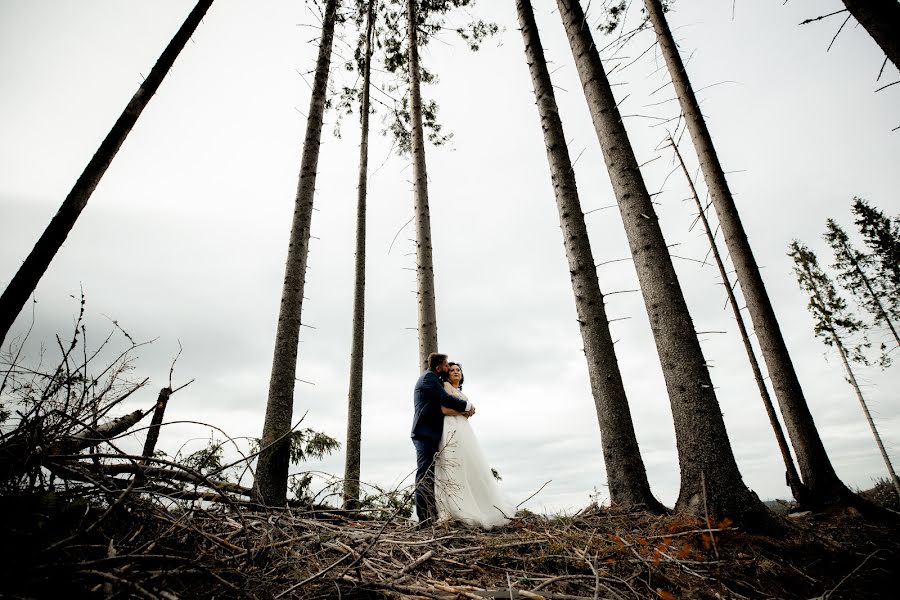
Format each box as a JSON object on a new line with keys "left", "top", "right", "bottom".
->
{"left": 411, "top": 352, "right": 515, "bottom": 529}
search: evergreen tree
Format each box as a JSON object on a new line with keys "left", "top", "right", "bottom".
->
{"left": 824, "top": 217, "right": 898, "bottom": 365}
{"left": 642, "top": 0, "right": 855, "bottom": 508}
{"left": 390, "top": 1, "right": 495, "bottom": 369}
{"left": 555, "top": 0, "right": 772, "bottom": 528}
{"left": 342, "top": 0, "right": 377, "bottom": 509}
{"left": 789, "top": 241, "right": 900, "bottom": 500}
{"left": 853, "top": 198, "right": 900, "bottom": 301}
{"left": 670, "top": 136, "right": 805, "bottom": 503}
{"left": 515, "top": 0, "right": 665, "bottom": 512}
{"left": 254, "top": 0, "right": 340, "bottom": 506}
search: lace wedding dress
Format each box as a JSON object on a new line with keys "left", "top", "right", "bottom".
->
{"left": 435, "top": 386, "right": 516, "bottom": 529}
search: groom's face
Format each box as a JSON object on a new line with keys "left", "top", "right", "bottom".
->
{"left": 435, "top": 359, "right": 450, "bottom": 375}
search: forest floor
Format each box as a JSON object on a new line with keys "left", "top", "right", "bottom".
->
{"left": 2, "top": 480, "right": 899, "bottom": 599}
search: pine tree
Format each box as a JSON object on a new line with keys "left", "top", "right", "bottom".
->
{"left": 343, "top": 0, "right": 377, "bottom": 508}
{"left": 852, "top": 198, "right": 900, "bottom": 301}
{"left": 642, "top": 0, "right": 854, "bottom": 507}
{"left": 405, "top": 0, "right": 440, "bottom": 370}
{"left": 670, "top": 136, "right": 805, "bottom": 503}
{"left": 789, "top": 241, "right": 900, "bottom": 501}
{"left": 825, "top": 218, "right": 898, "bottom": 364}
{"left": 555, "top": 0, "right": 771, "bottom": 527}
{"left": 378, "top": 0, "right": 497, "bottom": 370}
{"left": 254, "top": 0, "right": 340, "bottom": 506}
{"left": 516, "top": 0, "right": 665, "bottom": 512}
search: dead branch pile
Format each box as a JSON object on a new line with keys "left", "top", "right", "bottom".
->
{"left": 3, "top": 484, "right": 899, "bottom": 599}
{"left": 3, "top": 313, "right": 898, "bottom": 598}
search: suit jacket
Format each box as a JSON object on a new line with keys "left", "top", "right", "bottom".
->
{"left": 411, "top": 370, "right": 469, "bottom": 443}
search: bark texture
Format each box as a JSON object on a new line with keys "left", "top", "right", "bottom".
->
{"left": 344, "top": 0, "right": 376, "bottom": 507}
{"left": 842, "top": 0, "right": 900, "bottom": 73}
{"left": 141, "top": 387, "right": 172, "bottom": 460}
{"left": 643, "top": 0, "right": 854, "bottom": 505}
{"left": 670, "top": 137, "right": 805, "bottom": 504}
{"left": 0, "top": 0, "right": 215, "bottom": 347}
{"left": 516, "top": 0, "right": 665, "bottom": 512}
{"left": 254, "top": 0, "right": 339, "bottom": 506}
{"left": 556, "top": 0, "right": 770, "bottom": 526}
{"left": 408, "top": 0, "right": 439, "bottom": 371}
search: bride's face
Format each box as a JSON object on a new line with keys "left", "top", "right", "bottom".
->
{"left": 448, "top": 365, "right": 462, "bottom": 386}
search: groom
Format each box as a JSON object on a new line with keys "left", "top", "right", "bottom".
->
{"left": 411, "top": 352, "right": 474, "bottom": 528}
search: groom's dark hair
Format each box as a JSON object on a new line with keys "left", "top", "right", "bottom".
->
{"left": 428, "top": 352, "right": 448, "bottom": 371}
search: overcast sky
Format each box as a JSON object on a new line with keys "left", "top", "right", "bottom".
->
{"left": 1, "top": 0, "right": 898, "bottom": 513}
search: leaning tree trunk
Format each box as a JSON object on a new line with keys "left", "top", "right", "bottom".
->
{"left": 0, "top": 0, "right": 215, "bottom": 348}
{"left": 555, "top": 0, "right": 771, "bottom": 527}
{"left": 797, "top": 259, "right": 900, "bottom": 501}
{"left": 515, "top": 0, "right": 665, "bottom": 513}
{"left": 407, "top": 0, "right": 440, "bottom": 371}
{"left": 643, "top": 0, "right": 854, "bottom": 506}
{"left": 254, "top": 0, "right": 339, "bottom": 506}
{"left": 343, "top": 0, "right": 376, "bottom": 508}
{"left": 670, "top": 136, "right": 806, "bottom": 504}
{"left": 841, "top": 0, "right": 900, "bottom": 73}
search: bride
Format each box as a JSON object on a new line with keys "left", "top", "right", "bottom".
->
{"left": 434, "top": 362, "right": 516, "bottom": 529}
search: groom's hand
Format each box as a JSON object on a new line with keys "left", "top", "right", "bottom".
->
{"left": 464, "top": 407, "right": 476, "bottom": 418}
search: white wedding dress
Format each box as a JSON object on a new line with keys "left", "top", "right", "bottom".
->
{"left": 434, "top": 386, "right": 516, "bottom": 529}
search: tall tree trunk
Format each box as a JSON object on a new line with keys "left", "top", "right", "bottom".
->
{"left": 643, "top": 0, "right": 854, "bottom": 506}
{"left": 670, "top": 136, "right": 806, "bottom": 504}
{"left": 555, "top": 0, "right": 771, "bottom": 527}
{"left": 344, "top": 0, "right": 376, "bottom": 508}
{"left": 408, "top": 0, "right": 439, "bottom": 371}
{"left": 254, "top": 0, "right": 339, "bottom": 506}
{"left": 516, "top": 0, "right": 665, "bottom": 513}
{"left": 797, "top": 259, "right": 900, "bottom": 501}
{"left": 841, "top": 0, "right": 900, "bottom": 73}
{"left": 0, "top": 0, "right": 214, "bottom": 347}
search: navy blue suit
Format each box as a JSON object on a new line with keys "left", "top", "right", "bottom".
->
{"left": 411, "top": 370, "right": 469, "bottom": 525}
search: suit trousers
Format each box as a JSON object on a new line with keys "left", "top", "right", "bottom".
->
{"left": 412, "top": 437, "right": 439, "bottom": 525}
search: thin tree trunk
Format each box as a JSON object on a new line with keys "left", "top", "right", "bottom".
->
{"left": 408, "top": 0, "right": 439, "bottom": 371}
{"left": 555, "top": 0, "right": 771, "bottom": 527}
{"left": 841, "top": 0, "right": 900, "bottom": 73}
{"left": 670, "top": 136, "right": 806, "bottom": 504}
{"left": 516, "top": 0, "right": 665, "bottom": 513}
{"left": 0, "top": 0, "right": 214, "bottom": 347}
{"left": 798, "top": 260, "right": 900, "bottom": 501}
{"left": 344, "top": 0, "right": 376, "bottom": 508}
{"left": 254, "top": 0, "right": 340, "bottom": 506}
{"left": 643, "top": 0, "right": 853, "bottom": 506}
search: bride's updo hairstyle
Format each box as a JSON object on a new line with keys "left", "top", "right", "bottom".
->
{"left": 448, "top": 362, "right": 464, "bottom": 390}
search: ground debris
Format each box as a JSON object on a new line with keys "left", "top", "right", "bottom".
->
{"left": 3, "top": 495, "right": 898, "bottom": 599}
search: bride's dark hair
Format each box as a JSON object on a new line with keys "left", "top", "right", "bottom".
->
{"left": 448, "top": 362, "right": 464, "bottom": 390}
